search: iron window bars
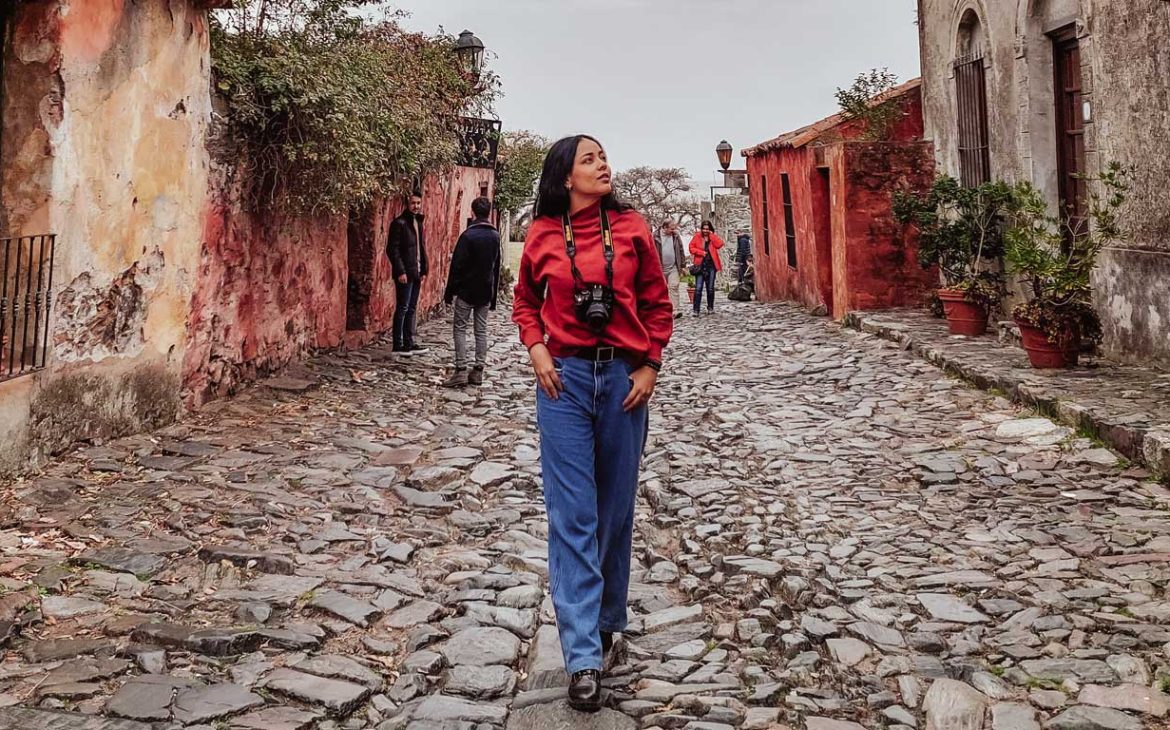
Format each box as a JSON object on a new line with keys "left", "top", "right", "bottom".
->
{"left": 1, "top": 234, "right": 56, "bottom": 382}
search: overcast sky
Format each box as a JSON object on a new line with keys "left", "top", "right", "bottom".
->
{"left": 395, "top": 0, "right": 921, "bottom": 180}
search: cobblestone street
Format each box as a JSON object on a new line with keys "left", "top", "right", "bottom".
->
{"left": 1, "top": 300, "right": 1168, "bottom": 730}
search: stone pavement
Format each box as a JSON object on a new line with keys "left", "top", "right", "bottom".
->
{"left": 845, "top": 309, "right": 1170, "bottom": 480}
{"left": 1, "top": 299, "right": 1169, "bottom": 730}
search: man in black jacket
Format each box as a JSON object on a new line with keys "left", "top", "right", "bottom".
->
{"left": 387, "top": 193, "right": 429, "bottom": 354}
{"left": 736, "top": 230, "right": 753, "bottom": 284}
{"left": 443, "top": 197, "right": 500, "bottom": 387}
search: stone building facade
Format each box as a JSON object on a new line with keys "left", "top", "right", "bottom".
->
{"left": 0, "top": 0, "right": 493, "bottom": 474}
{"left": 917, "top": 0, "right": 1170, "bottom": 365}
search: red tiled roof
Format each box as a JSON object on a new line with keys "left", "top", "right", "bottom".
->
{"left": 742, "top": 78, "right": 922, "bottom": 157}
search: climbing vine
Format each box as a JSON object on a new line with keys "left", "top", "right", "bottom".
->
{"left": 210, "top": 1, "right": 497, "bottom": 213}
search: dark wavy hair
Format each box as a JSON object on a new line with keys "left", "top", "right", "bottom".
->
{"left": 700, "top": 220, "right": 714, "bottom": 232}
{"left": 533, "top": 135, "right": 631, "bottom": 219}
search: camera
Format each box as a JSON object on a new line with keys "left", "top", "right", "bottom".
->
{"left": 573, "top": 284, "right": 614, "bottom": 333}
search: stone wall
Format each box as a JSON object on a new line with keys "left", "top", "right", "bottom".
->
{"left": 1, "top": 0, "right": 211, "bottom": 474}
{"left": 713, "top": 193, "right": 751, "bottom": 252}
{"left": 918, "top": 0, "right": 1170, "bottom": 365}
{"left": 184, "top": 161, "right": 494, "bottom": 407}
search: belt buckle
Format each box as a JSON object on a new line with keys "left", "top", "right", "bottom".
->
{"left": 596, "top": 346, "right": 615, "bottom": 362}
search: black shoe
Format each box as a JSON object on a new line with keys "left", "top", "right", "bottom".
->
{"left": 567, "top": 669, "right": 602, "bottom": 712}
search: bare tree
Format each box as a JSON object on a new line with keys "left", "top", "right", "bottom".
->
{"left": 612, "top": 166, "right": 703, "bottom": 232}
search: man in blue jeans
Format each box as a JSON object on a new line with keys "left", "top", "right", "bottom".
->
{"left": 387, "top": 193, "right": 429, "bottom": 355}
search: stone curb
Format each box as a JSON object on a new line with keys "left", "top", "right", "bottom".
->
{"left": 843, "top": 311, "right": 1170, "bottom": 480}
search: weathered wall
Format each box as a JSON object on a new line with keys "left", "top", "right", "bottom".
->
{"left": 745, "top": 88, "right": 930, "bottom": 318}
{"left": 184, "top": 160, "right": 494, "bottom": 407}
{"left": 918, "top": 0, "right": 1170, "bottom": 365}
{"left": 0, "top": 0, "right": 210, "bottom": 474}
{"left": 746, "top": 146, "right": 822, "bottom": 309}
{"left": 832, "top": 142, "right": 938, "bottom": 316}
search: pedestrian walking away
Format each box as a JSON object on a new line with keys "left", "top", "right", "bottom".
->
{"left": 387, "top": 193, "right": 430, "bottom": 355}
{"left": 736, "top": 229, "right": 752, "bottom": 284}
{"left": 653, "top": 219, "right": 686, "bottom": 319}
{"left": 689, "top": 221, "right": 724, "bottom": 315}
{"left": 513, "top": 134, "right": 673, "bottom": 713}
{"left": 443, "top": 196, "right": 501, "bottom": 387}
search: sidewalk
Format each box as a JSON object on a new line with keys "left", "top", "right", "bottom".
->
{"left": 844, "top": 309, "right": 1170, "bottom": 479}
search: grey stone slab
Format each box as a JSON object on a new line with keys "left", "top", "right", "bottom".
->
{"left": 0, "top": 708, "right": 154, "bottom": 729}
{"left": 440, "top": 627, "right": 521, "bottom": 667}
{"left": 412, "top": 695, "right": 509, "bottom": 724}
{"left": 309, "top": 590, "right": 382, "bottom": 627}
{"left": 917, "top": 593, "right": 991, "bottom": 623}
{"left": 445, "top": 664, "right": 517, "bottom": 699}
{"left": 264, "top": 668, "right": 373, "bottom": 715}
{"left": 524, "top": 624, "right": 568, "bottom": 690}
{"left": 77, "top": 548, "right": 167, "bottom": 578}
{"left": 922, "top": 679, "right": 988, "bottom": 730}
{"left": 1045, "top": 706, "right": 1143, "bottom": 730}
{"left": 228, "top": 706, "right": 321, "bottom": 730}
{"left": 172, "top": 684, "right": 265, "bottom": 724}
{"left": 506, "top": 702, "right": 634, "bottom": 729}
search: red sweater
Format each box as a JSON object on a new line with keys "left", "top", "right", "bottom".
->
{"left": 689, "top": 232, "right": 726, "bottom": 272}
{"left": 513, "top": 204, "right": 674, "bottom": 363}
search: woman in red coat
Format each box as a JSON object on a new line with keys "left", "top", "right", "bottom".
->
{"left": 513, "top": 134, "right": 673, "bottom": 712}
{"left": 688, "top": 221, "right": 725, "bottom": 315}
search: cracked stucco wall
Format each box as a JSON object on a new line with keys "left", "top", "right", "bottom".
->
{"left": 918, "top": 0, "right": 1170, "bottom": 366}
{"left": 0, "top": 0, "right": 211, "bottom": 474}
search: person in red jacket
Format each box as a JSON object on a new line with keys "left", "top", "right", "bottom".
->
{"left": 688, "top": 221, "right": 725, "bottom": 315}
{"left": 513, "top": 134, "right": 673, "bottom": 712}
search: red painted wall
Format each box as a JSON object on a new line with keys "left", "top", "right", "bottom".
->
{"left": 830, "top": 142, "right": 937, "bottom": 316}
{"left": 745, "top": 87, "right": 931, "bottom": 318}
{"left": 184, "top": 166, "right": 494, "bottom": 407}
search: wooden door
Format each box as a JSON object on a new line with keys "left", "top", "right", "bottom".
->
{"left": 1052, "top": 26, "right": 1086, "bottom": 237}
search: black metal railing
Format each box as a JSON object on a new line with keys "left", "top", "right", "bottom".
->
{"left": 457, "top": 117, "right": 502, "bottom": 169}
{"left": 1, "top": 234, "right": 56, "bottom": 382}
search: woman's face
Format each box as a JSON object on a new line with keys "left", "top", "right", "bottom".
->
{"left": 566, "top": 138, "right": 612, "bottom": 199}
{"left": 702, "top": 225, "right": 713, "bottom": 236}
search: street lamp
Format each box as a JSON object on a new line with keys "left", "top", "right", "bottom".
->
{"left": 454, "top": 30, "right": 486, "bottom": 84}
{"left": 716, "top": 140, "right": 734, "bottom": 171}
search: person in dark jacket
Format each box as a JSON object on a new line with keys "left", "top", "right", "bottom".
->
{"left": 443, "top": 197, "right": 501, "bottom": 387}
{"left": 387, "top": 193, "right": 429, "bottom": 354}
{"left": 736, "top": 230, "right": 752, "bottom": 284}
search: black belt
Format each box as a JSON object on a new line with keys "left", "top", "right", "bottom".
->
{"left": 567, "top": 346, "right": 642, "bottom": 366}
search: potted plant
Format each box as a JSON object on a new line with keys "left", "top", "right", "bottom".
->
{"left": 894, "top": 177, "right": 1014, "bottom": 336}
{"left": 1004, "top": 163, "right": 1130, "bottom": 368}
{"left": 682, "top": 272, "right": 697, "bottom": 304}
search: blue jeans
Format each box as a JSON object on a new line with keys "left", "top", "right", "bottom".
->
{"left": 393, "top": 279, "right": 420, "bottom": 349}
{"left": 694, "top": 268, "right": 716, "bottom": 312}
{"left": 536, "top": 356, "right": 649, "bottom": 674}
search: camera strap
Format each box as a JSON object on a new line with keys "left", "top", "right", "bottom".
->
{"left": 562, "top": 209, "right": 615, "bottom": 290}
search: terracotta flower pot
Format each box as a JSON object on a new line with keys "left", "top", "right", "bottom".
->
{"left": 1016, "top": 318, "right": 1080, "bottom": 369}
{"left": 937, "top": 288, "right": 989, "bottom": 337}
{"left": 686, "top": 287, "right": 696, "bottom": 304}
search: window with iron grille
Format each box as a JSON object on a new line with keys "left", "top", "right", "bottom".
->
{"left": 954, "top": 54, "right": 991, "bottom": 186}
{"left": 1, "top": 234, "right": 57, "bottom": 382}
{"left": 781, "top": 174, "right": 797, "bottom": 268}
{"left": 760, "top": 175, "right": 771, "bottom": 256}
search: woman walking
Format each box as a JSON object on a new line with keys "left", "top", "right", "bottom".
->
{"left": 689, "top": 221, "right": 725, "bottom": 315}
{"left": 513, "top": 135, "right": 673, "bottom": 712}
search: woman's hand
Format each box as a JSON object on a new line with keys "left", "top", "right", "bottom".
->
{"left": 623, "top": 366, "right": 659, "bottom": 412}
{"left": 529, "top": 344, "right": 563, "bottom": 400}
